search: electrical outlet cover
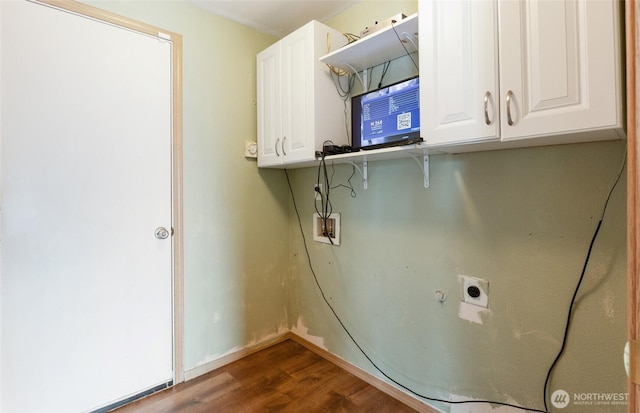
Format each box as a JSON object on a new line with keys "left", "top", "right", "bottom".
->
{"left": 313, "top": 213, "right": 340, "bottom": 245}
{"left": 244, "top": 141, "right": 258, "bottom": 158}
{"left": 461, "top": 275, "right": 489, "bottom": 308}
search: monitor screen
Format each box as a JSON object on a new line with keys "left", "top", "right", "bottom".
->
{"left": 351, "top": 76, "right": 421, "bottom": 151}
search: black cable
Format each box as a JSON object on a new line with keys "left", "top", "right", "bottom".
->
{"left": 329, "top": 71, "right": 355, "bottom": 145}
{"left": 391, "top": 20, "right": 419, "bottom": 72}
{"left": 315, "top": 148, "right": 334, "bottom": 244}
{"left": 378, "top": 61, "right": 391, "bottom": 89}
{"left": 329, "top": 162, "right": 357, "bottom": 198}
{"left": 542, "top": 149, "right": 626, "bottom": 411}
{"left": 330, "top": 68, "right": 354, "bottom": 98}
{"left": 285, "top": 170, "right": 548, "bottom": 413}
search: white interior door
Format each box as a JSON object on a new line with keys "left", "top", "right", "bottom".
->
{"left": 0, "top": 2, "right": 174, "bottom": 412}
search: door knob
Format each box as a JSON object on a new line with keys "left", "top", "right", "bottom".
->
{"left": 154, "top": 227, "right": 170, "bottom": 239}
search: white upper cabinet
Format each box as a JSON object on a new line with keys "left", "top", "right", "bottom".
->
{"left": 257, "top": 41, "right": 281, "bottom": 166}
{"left": 420, "top": 0, "right": 625, "bottom": 149}
{"left": 498, "top": 0, "right": 623, "bottom": 141}
{"left": 419, "top": 0, "right": 500, "bottom": 146}
{"left": 257, "top": 20, "right": 348, "bottom": 168}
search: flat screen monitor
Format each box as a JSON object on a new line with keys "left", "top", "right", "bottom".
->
{"left": 351, "top": 76, "right": 421, "bottom": 151}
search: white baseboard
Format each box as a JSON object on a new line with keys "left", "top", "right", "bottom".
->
{"left": 287, "top": 333, "right": 440, "bottom": 413}
{"left": 183, "top": 334, "right": 289, "bottom": 381}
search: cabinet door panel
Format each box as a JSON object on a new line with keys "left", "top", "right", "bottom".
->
{"left": 499, "top": 0, "right": 622, "bottom": 140}
{"left": 257, "top": 42, "right": 282, "bottom": 167}
{"left": 420, "top": 0, "right": 499, "bottom": 145}
{"left": 527, "top": 1, "right": 579, "bottom": 110}
{"left": 282, "top": 27, "right": 312, "bottom": 163}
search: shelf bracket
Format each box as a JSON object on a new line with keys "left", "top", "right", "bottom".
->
{"left": 401, "top": 32, "right": 418, "bottom": 53}
{"left": 409, "top": 154, "right": 429, "bottom": 188}
{"left": 347, "top": 161, "right": 368, "bottom": 190}
{"left": 341, "top": 61, "right": 366, "bottom": 91}
{"left": 363, "top": 68, "right": 368, "bottom": 92}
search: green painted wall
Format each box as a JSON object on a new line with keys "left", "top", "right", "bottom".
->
{"left": 289, "top": 141, "right": 627, "bottom": 412}
{"left": 82, "top": 1, "right": 628, "bottom": 412}
{"left": 287, "top": 1, "right": 628, "bottom": 412}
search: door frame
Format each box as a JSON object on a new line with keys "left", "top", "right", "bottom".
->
{"left": 629, "top": 0, "right": 639, "bottom": 411}
{"left": 35, "top": 0, "right": 185, "bottom": 384}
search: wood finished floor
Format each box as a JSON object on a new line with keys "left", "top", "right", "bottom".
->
{"left": 114, "top": 339, "right": 418, "bottom": 413}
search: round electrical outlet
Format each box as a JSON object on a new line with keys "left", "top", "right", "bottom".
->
{"left": 467, "top": 285, "right": 481, "bottom": 298}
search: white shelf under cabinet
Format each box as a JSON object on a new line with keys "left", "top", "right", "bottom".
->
{"left": 280, "top": 143, "right": 435, "bottom": 169}
{"left": 319, "top": 13, "right": 418, "bottom": 73}
{"left": 281, "top": 143, "right": 437, "bottom": 189}
{"left": 321, "top": 143, "right": 431, "bottom": 164}
{"left": 324, "top": 144, "right": 434, "bottom": 189}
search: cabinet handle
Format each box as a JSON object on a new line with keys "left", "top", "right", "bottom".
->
{"left": 275, "top": 138, "right": 280, "bottom": 157}
{"left": 282, "top": 136, "right": 287, "bottom": 156}
{"left": 484, "top": 91, "right": 492, "bottom": 125}
{"left": 506, "top": 90, "right": 514, "bottom": 126}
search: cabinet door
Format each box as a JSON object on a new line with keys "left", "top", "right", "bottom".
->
{"left": 257, "top": 42, "right": 282, "bottom": 167}
{"left": 281, "top": 24, "right": 314, "bottom": 164}
{"left": 498, "top": 0, "right": 622, "bottom": 141}
{"left": 420, "top": 0, "right": 499, "bottom": 146}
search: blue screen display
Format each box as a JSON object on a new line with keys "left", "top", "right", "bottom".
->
{"left": 351, "top": 77, "right": 420, "bottom": 150}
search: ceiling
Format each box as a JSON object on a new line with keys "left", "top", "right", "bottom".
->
{"left": 188, "top": 0, "right": 361, "bottom": 38}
